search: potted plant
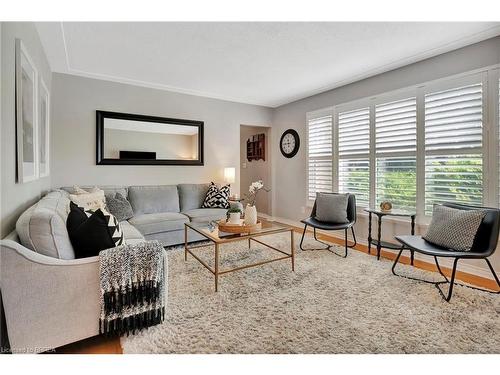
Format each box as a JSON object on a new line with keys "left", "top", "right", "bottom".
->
{"left": 227, "top": 207, "right": 242, "bottom": 225}
{"left": 243, "top": 180, "right": 270, "bottom": 225}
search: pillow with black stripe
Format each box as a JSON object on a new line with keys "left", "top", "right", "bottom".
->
{"left": 67, "top": 202, "right": 124, "bottom": 258}
{"left": 202, "top": 182, "right": 230, "bottom": 209}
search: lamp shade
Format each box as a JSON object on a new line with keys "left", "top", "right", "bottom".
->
{"left": 224, "top": 167, "right": 236, "bottom": 184}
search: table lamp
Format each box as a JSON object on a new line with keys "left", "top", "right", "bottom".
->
{"left": 224, "top": 167, "right": 236, "bottom": 198}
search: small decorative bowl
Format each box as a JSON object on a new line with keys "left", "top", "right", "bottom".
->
{"left": 380, "top": 201, "right": 393, "bottom": 212}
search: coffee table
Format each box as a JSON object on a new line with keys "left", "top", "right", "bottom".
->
{"left": 184, "top": 221, "right": 295, "bottom": 291}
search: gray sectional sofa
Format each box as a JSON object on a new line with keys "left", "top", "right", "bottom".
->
{"left": 0, "top": 183, "right": 237, "bottom": 352}
{"left": 60, "top": 183, "right": 236, "bottom": 249}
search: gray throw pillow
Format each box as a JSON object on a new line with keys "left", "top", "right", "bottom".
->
{"left": 423, "top": 205, "right": 486, "bottom": 252}
{"left": 105, "top": 193, "right": 134, "bottom": 222}
{"left": 314, "top": 193, "right": 349, "bottom": 223}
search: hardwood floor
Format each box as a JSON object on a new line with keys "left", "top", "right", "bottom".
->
{"left": 51, "top": 221, "right": 499, "bottom": 354}
{"left": 53, "top": 335, "right": 122, "bottom": 354}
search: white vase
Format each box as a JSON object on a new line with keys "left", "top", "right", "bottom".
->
{"left": 228, "top": 212, "right": 241, "bottom": 224}
{"left": 244, "top": 204, "right": 258, "bottom": 225}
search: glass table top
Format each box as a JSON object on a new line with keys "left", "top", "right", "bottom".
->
{"left": 185, "top": 220, "right": 290, "bottom": 243}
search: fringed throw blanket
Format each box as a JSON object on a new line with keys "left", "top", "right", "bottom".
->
{"left": 99, "top": 240, "right": 166, "bottom": 336}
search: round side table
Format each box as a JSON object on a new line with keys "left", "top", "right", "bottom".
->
{"left": 363, "top": 208, "right": 416, "bottom": 264}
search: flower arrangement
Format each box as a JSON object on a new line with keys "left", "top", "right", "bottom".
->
{"left": 244, "top": 180, "right": 270, "bottom": 206}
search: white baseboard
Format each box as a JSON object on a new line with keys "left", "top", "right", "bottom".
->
{"left": 259, "top": 214, "right": 496, "bottom": 282}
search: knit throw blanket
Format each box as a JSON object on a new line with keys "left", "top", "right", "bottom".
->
{"left": 99, "top": 240, "right": 166, "bottom": 336}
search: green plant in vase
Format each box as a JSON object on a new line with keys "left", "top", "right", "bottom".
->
{"left": 227, "top": 207, "right": 243, "bottom": 224}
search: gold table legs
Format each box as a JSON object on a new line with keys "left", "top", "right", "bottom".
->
{"left": 184, "top": 227, "right": 295, "bottom": 292}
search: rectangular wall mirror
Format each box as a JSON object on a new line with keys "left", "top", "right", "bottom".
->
{"left": 96, "top": 110, "right": 204, "bottom": 165}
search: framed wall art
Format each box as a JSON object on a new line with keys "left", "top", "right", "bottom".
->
{"left": 38, "top": 78, "right": 50, "bottom": 177}
{"left": 15, "top": 38, "right": 39, "bottom": 183}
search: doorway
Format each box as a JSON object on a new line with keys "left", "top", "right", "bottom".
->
{"left": 240, "top": 125, "right": 272, "bottom": 215}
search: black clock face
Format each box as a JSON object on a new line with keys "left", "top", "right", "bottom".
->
{"left": 280, "top": 129, "right": 300, "bottom": 158}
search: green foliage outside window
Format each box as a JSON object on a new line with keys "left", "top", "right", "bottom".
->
{"left": 342, "top": 157, "right": 482, "bottom": 212}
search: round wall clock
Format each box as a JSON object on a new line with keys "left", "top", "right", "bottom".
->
{"left": 280, "top": 129, "right": 300, "bottom": 158}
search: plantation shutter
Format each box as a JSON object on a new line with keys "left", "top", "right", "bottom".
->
{"left": 338, "top": 107, "right": 370, "bottom": 206}
{"left": 375, "top": 97, "right": 417, "bottom": 211}
{"left": 307, "top": 114, "right": 333, "bottom": 202}
{"left": 424, "top": 82, "right": 483, "bottom": 214}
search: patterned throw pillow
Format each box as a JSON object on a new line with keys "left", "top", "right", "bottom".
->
{"left": 83, "top": 207, "right": 124, "bottom": 247}
{"left": 423, "top": 205, "right": 486, "bottom": 252}
{"left": 67, "top": 202, "right": 124, "bottom": 258}
{"left": 105, "top": 193, "right": 134, "bottom": 222}
{"left": 202, "top": 182, "right": 230, "bottom": 209}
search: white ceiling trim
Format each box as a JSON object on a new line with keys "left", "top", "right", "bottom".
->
{"left": 52, "top": 23, "right": 500, "bottom": 108}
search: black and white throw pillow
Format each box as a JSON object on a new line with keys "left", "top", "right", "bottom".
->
{"left": 423, "top": 205, "right": 486, "bottom": 252}
{"left": 202, "top": 182, "right": 230, "bottom": 209}
{"left": 67, "top": 202, "right": 124, "bottom": 258}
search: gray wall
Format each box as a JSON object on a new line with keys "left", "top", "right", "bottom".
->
{"left": 240, "top": 125, "right": 271, "bottom": 214}
{"left": 50, "top": 73, "right": 273, "bottom": 193}
{"left": 1, "top": 22, "right": 52, "bottom": 237}
{"left": 271, "top": 36, "right": 500, "bottom": 275}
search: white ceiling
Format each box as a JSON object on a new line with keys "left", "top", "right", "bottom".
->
{"left": 36, "top": 22, "right": 500, "bottom": 108}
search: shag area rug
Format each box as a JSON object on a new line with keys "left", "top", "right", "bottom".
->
{"left": 121, "top": 232, "right": 500, "bottom": 353}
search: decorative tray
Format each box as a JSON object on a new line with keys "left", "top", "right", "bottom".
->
{"left": 217, "top": 219, "right": 262, "bottom": 233}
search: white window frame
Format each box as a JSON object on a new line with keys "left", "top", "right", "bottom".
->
{"left": 305, "top": 107, "right": 334, "bottom": 207}
{"left": 334, "top": 98, "right": 372, "bottom": 207}
{"left": 373, "top": 93, "right": 418, "bottom": 212}
{"left": 305, "top": 64, "right": 500, "bottom": 221}
{"left": 489, "top": 68, "right": 500, "bottom": 208}
{"left": 421, "top": 72, "right": 486, "bottom": 218}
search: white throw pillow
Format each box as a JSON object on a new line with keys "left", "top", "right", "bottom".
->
{"left": 69, "top": 186, "right": 106, "bottom": 211}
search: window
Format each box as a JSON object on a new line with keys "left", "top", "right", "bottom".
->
{"left": 307, "top": 113, "right": 333, "bottom": 202}
{"left": 305, "top": 67, "right": 498, "bottom": 215}
{"left": 337, "top": 107, "right": 370, "bottom": 207}
{"left": 424, "top": 83, "right": 483, "bottom": 214}
{"left": 375, "top": 97, "right": 417, "bottom": 211}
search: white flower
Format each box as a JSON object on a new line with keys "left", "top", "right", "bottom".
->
{"left": 250, "top": 180, "right": 263, "bottom": 191}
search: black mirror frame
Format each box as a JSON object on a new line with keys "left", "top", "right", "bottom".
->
{"left": 96, "top": 110, "right": 204, "bottom": 166}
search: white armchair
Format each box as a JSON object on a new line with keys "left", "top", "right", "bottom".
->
{"left": 0, "top": 233, "right": 167, "bottom": 353}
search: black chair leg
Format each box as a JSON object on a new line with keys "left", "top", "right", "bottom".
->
{"left": 435, "top": 258, "right": 459, "bottom": 302}
{"left": 340, "top": 229, "right": 348, "bottom": 258}
{"left": 434, "top": 256, "right": 449, "bottom": 282}
{"left": 325, "top": 229, "right": 347, "bottom": 258}
{"left": 300, "top": 225, "right": 348, "bottom": 257}
{"left": 299, "top": 224, "right": 308, "bottom": 251}
{"left": 348, "top": 227, "right": 357, "bottom": 248}
{"left": 300, "top": 225, "right": 330, "bottom": 251}
{"left": 435, "top": 257, "right": 500, "bottom": 296}
{"left": 395, "top": 252, "right": 499, "bottom": 302}
{"left": 391, "top": 248, "right": 404, "bottom": 276}
{"left": 392, "top": 248, "right": 454, "bottom": 301}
